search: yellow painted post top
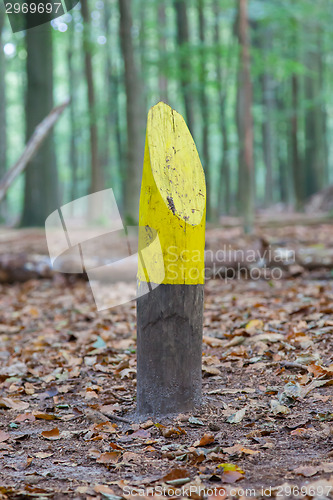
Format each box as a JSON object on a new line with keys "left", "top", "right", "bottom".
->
{"left": 138, "top": 102, "right": 206, "bottom": 285}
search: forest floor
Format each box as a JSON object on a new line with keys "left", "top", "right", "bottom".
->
{"left": 0, "top": 224, "right": 332, "bottom": 499}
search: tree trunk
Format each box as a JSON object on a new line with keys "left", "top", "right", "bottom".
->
{"left": 81, "top": 0, "right": 103, "bottom": 196}
{"left": 291, "top": 73, "right": 303, "bottom": 209}
{"left": 214, "top": 0, "right": 231, "bottom": 216}
{"left": 104, "top": 1, "right": 124, "bottom": 204}
{"left": 139, "top": 4, "right": 148, "bottom": 109}
{"left": 21, "top": 24, "right": 58, "bottom": 227}
{"left": 259, "top": 25, "right": 276, "bottom": 208}
{"left": 197, "top": 0, "right": 211, "bottom": 219}
{"left": 173, "top": 0, "right": 194, "bottom": 135}
{"left": 236, "top": 0, "right": 254, "bottom": 233}
{"left": 158, "top": 1, "right": 168, "bottom": 102}
{"left": 67, "top": 26, "right": 79, "bottom": 203}
{"left": 118, "top": 0, "right": 145, "bottom": 224}
{"left": 304, "top": 25, "right": 326, "bottom": 198}
{"left": 0, "top": 9, "right": 7, "bottom": 220}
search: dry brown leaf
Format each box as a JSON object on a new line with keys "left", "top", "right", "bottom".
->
{"left": 223, "top": 443, "right": 259, "bottom": 455}
{"left": 33, "top": 413, "right": 57, "bottom": 420}
{"left": 93, "top": 421, "right": 117, "bottom": 434}
{"left": 203, "top": 336, "right": 224, "bottom": 347}
{"left": 15, "top": 413, "right": 36, "bottom": 422}
{"left": 88, "top": 448, "right": 101, "bottom": 459}
{"left": 0, "top": 398, "right": 29, "bottom": 411}
{"left": 131, "top": 429, "right": 151, "bottom": 439}
{"left": 34, "top": 452, "right": 54, "bottom": 459}
{"left": 41, "top": 428, "right": 60, "bottom": 440}
{"left": 294, "top": 465, "right": 319, "bottom": 477}
{"left": 94, "top": 485, "right": 116, "bottom": 496}
{"left": 193, "top": 433, "right": 215, "bottom": 447}
{"left": 109, "top": 442, "right": 124, "bottom": 451}
{"left": 96, "top": 451, "right": 121, "bottom": 464}
{"left": 245, "top": 319, "right": 264, "bottom": 334}
{"left": 122, "top": 452, "right": 142, "bottom": 464}
{"left": 162, "top": 468, "right": 190, "bottom": 482}
{"left": 203, "top": 365, "right": 221, "bottom": 376}
{"left": 0, "top": 431, "right": 10, "bottom": 443}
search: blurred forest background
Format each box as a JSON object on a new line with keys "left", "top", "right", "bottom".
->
{"left": 0, "top": 0, "right": 332, "bottom": 230}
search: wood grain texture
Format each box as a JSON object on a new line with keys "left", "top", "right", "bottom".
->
{"left": 137, "top": 283, "right": 204, "bottom": 416}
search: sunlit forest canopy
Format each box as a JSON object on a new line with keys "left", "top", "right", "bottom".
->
{"left": 0, "top": 0, "right": 332, "bottom": 227}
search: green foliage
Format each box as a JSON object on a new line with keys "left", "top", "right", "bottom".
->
{"left": 1, "top": 0, "right": 333, "bottom": 223}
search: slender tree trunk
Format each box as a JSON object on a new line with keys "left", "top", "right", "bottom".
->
{"left": 173, "top": 0, "right": 194, "bottom": 134}
{"left": 67, "top": 26, "right": 79, "bottom": 203}
{"left": 237, "top": 0, "right": 254, "bottom": 233}
{"left": 0, "top": 9, "right": 7, "bottom": 220}
{"left": 291, "top": 73, "right": 303, "bottom": 209}
{"left": 261, "top": 70, "right": 275, "bottom": 206}
{"left": 220, "top": 101, "right": 231, "bottom": 215}
{"left": 21, "top": 24, "right": 58, "bottom": 227}
{"left": 259, "top": 26, "right": 275, "bottom": 207}
{"left": 81, "top": 0, "right": 103, "bottom": 195}
{"left": 304, "top": 24, "right": 326, "bottom": 198}
{"left": 214, "top": 0, "right": 231, "bottom": 216}
{"left": 158, "top": 1, "right": 168, "bottom": 102}
{"left": 276, "top": 83, "right": 293, "bottom": 206}
{"left": 104, "top": 1, "right": 124, "bottom": 203}
{"left": 119, "top": 0, "right": 145, "bottom": 224}
{"left": 197, "top": 0, "right": 211, "bottom": 219}
{"left": 139, "top": 4, "right": 148, "bottom": 109}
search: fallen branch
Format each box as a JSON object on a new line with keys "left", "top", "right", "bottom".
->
{"left": 0, "top": 98, "right": 70, "bottom": 203}
{"left": 219, "top": 214, "right": 333, "bottom": 228}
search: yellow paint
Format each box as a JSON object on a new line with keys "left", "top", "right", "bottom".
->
{"left": 138, "top": 102, "right": 206, "bottom": 285}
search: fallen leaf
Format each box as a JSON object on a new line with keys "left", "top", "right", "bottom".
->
{"left": 270, "top": 400, "right": 290, "bottom": 415}
{"left": 223, "top": 443, "right": 259, "bottom": 455}
{"left": 193, "top": 433, "right": 215, "bottom": 447}
{"left": 188, "top": 416, "right": 205, "bottom": 426}
{"left": 94, "top": 484, "right": 122, "bottom": 500}
{"left": 93, "top": 421, "right": 117, "bottom": 434}
{"left": 88, "top": 448, "right": 101, "bottom": 459}
{"left": 0, "top": 398, "right": 29, "bottom": 411}
{"left": 245, "top": 319, "right": 264, "bottom": 334}
{"left": 15, "top": 413, "right": 36, "bottom": 423}
{"left": 97, "top": 451, "right": 121, "bottom": 464}
{"left": 122, "top": 451, "right": 142, "bottom": 464}
{"left": 41, "top": 428, "right": 60, "bottom": 440}
{"left": 162, "top": 468, "right": 191, "bottom": 484}
{"left": 203, "top": 365, "right": 221, "bottom": 376}
{"left": 203, "top": 336, "right": 224, "bottom": 347}
{"left": 218, "top": 463, "right": 245, "bottom": 483}
{"left": 290, "top": 428, "right": 308, "bottom": 436}
{"left": 131, "top": 429, "right": 150, "bottom": 439}
{"left": 294, "top": 465, "right": 319, "bottom": 477}
{"left": 0, "top": 431, "right": 10, "bottom": 443}
{"left": 34, "top": 452, "right": 54, "bottom": 459}
{"left": 34, "top": 413, "right": 57, "bottom": 420}
{"left": 109, "top": 442, "right": 124, "bottom": 451}
{"left": 227, "top": 408, "right": 246, "bottom": 423}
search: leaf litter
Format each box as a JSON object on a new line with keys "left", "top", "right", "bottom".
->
{"left": 0, "top": 226, "right": 333, "bottom": 497}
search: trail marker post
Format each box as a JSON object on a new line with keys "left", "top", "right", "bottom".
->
{"left": 137, "top": 102, "right": 206, "bottom": 416}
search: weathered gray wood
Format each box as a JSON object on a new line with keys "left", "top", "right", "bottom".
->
{"left": 136, "top": 283, "right": 204, "bottom": 416}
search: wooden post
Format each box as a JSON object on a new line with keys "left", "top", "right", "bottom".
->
{"left": 137, "top": 102, "right": 206, "bottom": 416}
